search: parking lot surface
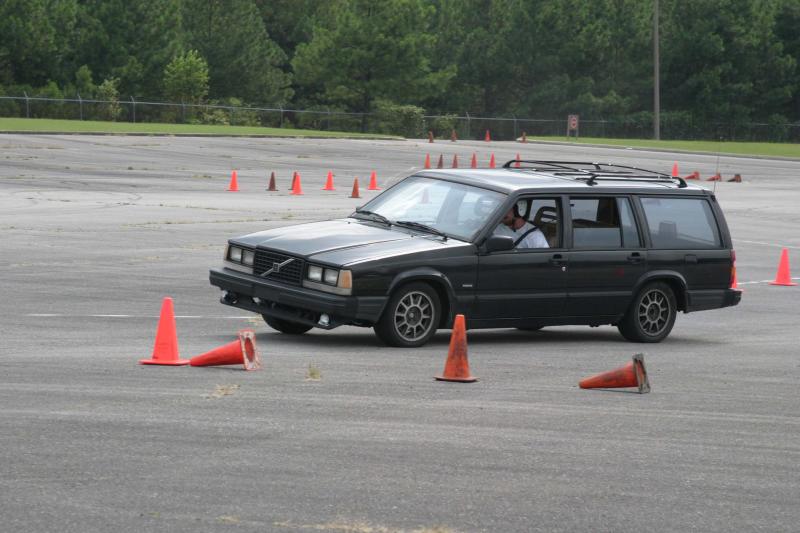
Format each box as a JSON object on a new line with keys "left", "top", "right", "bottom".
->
{"left": 1, "top": 134, "right": 799, "bottom": 532}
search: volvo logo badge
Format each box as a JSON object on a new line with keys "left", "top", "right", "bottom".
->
{"left": 260, "top": 257, "right": 295, "bottom": 278}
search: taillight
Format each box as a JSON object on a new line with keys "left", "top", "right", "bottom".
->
{"left": 730, "top": 249, "right": 737, "bottom": 288}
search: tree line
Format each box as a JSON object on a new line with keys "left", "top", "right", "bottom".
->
{"left": 1, "top": 0, "right": 799, "bottom": 138}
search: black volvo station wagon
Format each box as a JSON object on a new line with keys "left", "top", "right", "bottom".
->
{"left": 210, "top": 160, "right": 741, "bottom": 347}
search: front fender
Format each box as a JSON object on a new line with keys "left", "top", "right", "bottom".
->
{"left": 381, "top": 268, "right": 458, "bottom": 326}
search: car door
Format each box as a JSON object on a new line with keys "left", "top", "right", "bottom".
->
{"left": 474, "top": 196, "right": 568, "bottom": 321}
{"left": 565, "top": 195, "right": 646, "bottom": 317}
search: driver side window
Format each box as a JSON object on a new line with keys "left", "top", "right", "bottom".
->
{"left": 527, "top": 197, "right": 561, "bottom": 248}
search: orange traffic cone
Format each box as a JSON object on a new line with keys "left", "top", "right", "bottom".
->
{"left": 484, "top": 129, "right": 491, "bottom": 142}
{"left": 671, "top": 162, "right": 679, "bottom": 177}
{"left": 489, "top": 153, "right": 496, "bottom": 168}
{"left": 267, "top": 171, "right": 277, "bottom": 191}
{"left": 436, "top": 154, "right": 444, "bottom": 169}
{"left": 451, "top": 154, "right": 459, "bottom": 168}
{"left": 450, "top": 129, "right": 457, "bottom": 142}
{"left": 291, "top": 172, "right": 304, "bottom": 195}
{"left": 770, "top": 248, "right": 797, "bottom": 286}
{"left": 684, "top": 171, "right": 699, "bottom": 180}
{"left": 521, "top": 131, "right": 527, "bottom": 143}
{"left": 190, "top": 329, "right": 261, "bottom": 371}
{"left": 435, "top": 314, "right": 477, "bottom": 383}
{"left": 579, "top": 353, "right": 650, "bottom": 393}
{"left": 470, "top": 152, "right": 477, "bottom": 168}
{"left": 350, "top": 177, "right": 361, "bottom": 198}
{"left": 707, "top": 173, "right": 722, "bottom": 181}
{"left": 323, "top": 171, "right": 335, "bottom": 191}
{"left": 368, "top": 170, "right": 380, "bottom": 190}
{"left": 428, "top": 131, "right": 434, "bottom": 143}
{"left": 728, "top": 174, "right": 742, "bottom": 183}
{"left": 139, "top": 297, "right": 189, "bottom": 366}
{"left": 424, "top": 153, "right": 431, "bottom": 169}
{"left": 514, "top": 153, "right": 521, "bottom": 168}
{"left": 227, "top": 170, "right": 239, "bottom": 192}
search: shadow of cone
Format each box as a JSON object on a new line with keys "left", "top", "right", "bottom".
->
{"left": 227, "top": 170, "right": 239, "bottom": 192}
{"left": 291, "top": 172, "right": 303, "bottom": 195}
{"left": 190, "top": 329, "right": 261, "bottom": 370}
{"left": 349, "top": 177, "right": 361, "bottom": 198}
{"left": 323, "top": 171, "right": 335, "bottom": 191}
{"left": 368, "top": 170, "right": 380, "bottom": 190}
{"left": 267, "top": 171, "right": 277, "bottom": 191}
{"left": 579, "top": 353, "right": 650, "bottom": 393}
{"left": 435, "top": 314, "right": 477, "bottom": 383}
{"left": 770, "top": 248, "right": 797, "bottom": 286}
{"left": 139, "top": 297, "right": 189, "bottom": 365}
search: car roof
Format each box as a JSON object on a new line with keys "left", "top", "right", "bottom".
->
{"left": 415, "top": 167, "right": 710, "bottom": 196}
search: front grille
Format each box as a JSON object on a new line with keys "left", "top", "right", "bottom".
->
{"left": 253, "top": 249, "right": 304, "bottom": 286}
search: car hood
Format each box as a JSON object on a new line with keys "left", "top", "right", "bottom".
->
{"left": 232, "top": 219, "right": 466, "bottom": 263}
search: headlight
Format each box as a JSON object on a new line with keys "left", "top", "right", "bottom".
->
{"left": 242, "top": 249, "right": 254, "bottom": 266}
{"left": 323, "top": 268, "right": 339, "bottom": 285}
{"left": 229, "top": 246, "right": 243, "bottom": 263}
{"left": 308, "top": 265, "right": 323, "bottom": 281}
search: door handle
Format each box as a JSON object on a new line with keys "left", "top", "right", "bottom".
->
{"left": 685, "top": 254, "right": 698, "bottom": 264}
{"left": 627, "top": 252, "right": 643, "bottom": 264}
{"left": 549, "top": 254, "right": 566, "bottom": 266}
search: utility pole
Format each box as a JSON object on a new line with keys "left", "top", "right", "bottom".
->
{"left": 654, "top": 0, "right": 661, "bottom": 140}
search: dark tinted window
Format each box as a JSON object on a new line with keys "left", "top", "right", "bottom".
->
{"left": 640, "top": 197, "right": 721, "bottom": 249}
{"left": 570, "top": 197, "right": 622, "bottom": 248}
{"left": 617, "top": 197, "right": 640, "bottom": 248}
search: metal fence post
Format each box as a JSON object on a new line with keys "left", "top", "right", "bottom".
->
{"left": 513, "top": 114, "right": 518, "bottom": 140}
{"left": 24, "top": 91, "right": 30, "bottom": 118}
{"left": 279, "top": 106, "right": 284, "bottom": 128}
{"left": 78, "top": 93, "right": 83, "bottom": 120}
{"left": 181, "top": 102, "right": 186, "bottom": 123}
{"left": 465, "top": 111, "right": 471, "bottom": 139}
{"left": 130, "top": 96, "right": 136, "bottom": 123}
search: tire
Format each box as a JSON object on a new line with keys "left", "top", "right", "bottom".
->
{"left": 617, "top": 281, "right": 677, "bottom": 343}
{"left": 374, "top": 282, "right": 441, "bottom": 347}
{"left": 262, "top": 315, "right": 314, "bottom": 335}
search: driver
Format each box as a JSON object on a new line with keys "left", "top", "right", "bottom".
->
{"left": 493, "top": 201, "right": 548, "bottom": 248}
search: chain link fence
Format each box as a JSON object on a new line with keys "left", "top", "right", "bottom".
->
{"left": 1, "top": 94, "right": 798, "bottom": 143}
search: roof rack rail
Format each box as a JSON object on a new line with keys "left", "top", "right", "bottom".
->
{"left": 503, "top": 159, "right": 687, "bottom": 188}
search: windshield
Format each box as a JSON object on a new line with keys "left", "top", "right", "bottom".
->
{"left": 354, "top": 176, "right": 506, "bottom": 241}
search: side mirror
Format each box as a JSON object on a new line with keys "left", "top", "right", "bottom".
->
{"left": 485, "top": 235, "right": 514, "bottom": 253}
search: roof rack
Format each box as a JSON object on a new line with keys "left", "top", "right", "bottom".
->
{"left": 502, "top": 159, "right": 687, "bottom": 188}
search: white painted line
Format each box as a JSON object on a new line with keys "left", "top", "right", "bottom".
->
{"left": 91, "top": 314, "right": 131, "bottom": 318}
{"left": 735, "top": 240, "right": 800, "bottom": 249}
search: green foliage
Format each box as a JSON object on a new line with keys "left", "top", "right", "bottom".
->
{"left": 372, "top": 99, "right": 425, "bottom": 137}
{"left": 96, "top": 77, "right": 121, "bottom": 121}
{"left": 163, "top": 50, "right": 209, "bottom": 105}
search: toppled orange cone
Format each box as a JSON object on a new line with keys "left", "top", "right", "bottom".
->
{"left": 707, "top": 173, "right": 722, "bottom": 181}
{"left": 579, "top": 353, "right": 650, "bottom": 393}
{"left": 684, "top": 171, "right": 700, "bottom": 180}
{"left": 770, "top": 247, "right": 797, "bottom": 286}
{"left": 227, "top": 170, "right": 239, "bottom": 192}
{"left": 139, "top": 297, "right": 189, "bottom": 366}
{"left": 435, "top": 314, "right": 477, "bottom": 383}
{"left": 190, "top": 329, "right": 261, "bottom": 371}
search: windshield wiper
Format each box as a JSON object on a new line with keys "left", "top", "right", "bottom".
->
{"left": 353, "top": 208, "right": 392, "bottom": 226}
{"left": 394, "top": 220, "right": 448, "bottom": 240}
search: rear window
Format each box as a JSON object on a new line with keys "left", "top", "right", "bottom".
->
{"left": 640, "top": 197, "right": 721, "bottom": 249}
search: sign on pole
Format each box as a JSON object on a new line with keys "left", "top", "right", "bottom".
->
{"left": 567, "top": 114, "right": 579, "bottom": 139}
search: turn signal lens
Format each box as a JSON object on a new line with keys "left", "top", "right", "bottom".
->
{"left": 338, "top": 270, "right": 352, "bottom": 289}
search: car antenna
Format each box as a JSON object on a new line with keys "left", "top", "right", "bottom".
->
{"left": 713, "top": 136, "right": 722, "bottom": 194}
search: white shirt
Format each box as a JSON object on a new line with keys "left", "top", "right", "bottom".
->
{"left": 493, "top": 221, "right": 549, "bottom": 248}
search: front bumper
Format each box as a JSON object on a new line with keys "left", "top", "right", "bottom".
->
{"left": 209, "top": 267, "right": 386, "bottom": 328}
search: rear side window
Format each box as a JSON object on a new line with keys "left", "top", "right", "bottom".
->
{"left": 640, "top": 197, "right": 721, "bottom": 249}
{"left": 570, "top": 197, "right": 623, "bottom": 248}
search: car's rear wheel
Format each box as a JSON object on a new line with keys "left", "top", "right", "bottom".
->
{"left": 617, "top": 281, "right": 677, "bottom": 342}
{"left": 374, "top": 282, "right": 440, "bottom": 347}
{"left": 262, "top": 315, "right": 314, "bottom": 335}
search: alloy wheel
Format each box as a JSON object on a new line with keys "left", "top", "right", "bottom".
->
{"left": 394, "top": 290, "right": 435, "bottom": 342}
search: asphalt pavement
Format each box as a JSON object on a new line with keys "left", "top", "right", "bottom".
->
{"left": 1, "top": 134, "right": 798, "bottom": 532}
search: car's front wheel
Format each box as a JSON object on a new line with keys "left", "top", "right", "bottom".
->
{"left": 617, "top": 281, "right": 677, "bottom": 342}
{"left": 262, "top": 315, "right": 314, "bottom": 335}
{"left": 374, "top": 282, "right": 440, "bottom": 347}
